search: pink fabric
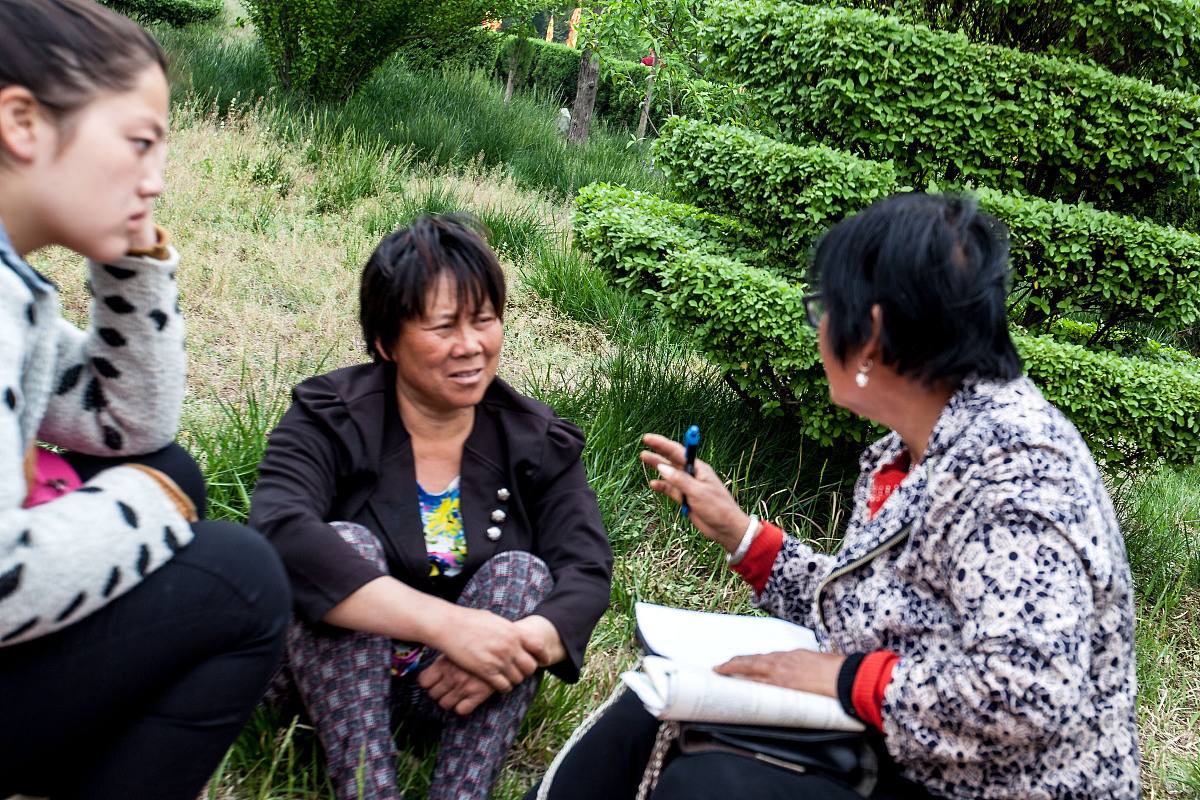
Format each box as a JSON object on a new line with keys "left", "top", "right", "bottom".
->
{"left": 22, "top": 448, "right": 83, "bottom": 508}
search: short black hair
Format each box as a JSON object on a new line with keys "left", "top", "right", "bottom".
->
{"left": 811, "top": 192, "right": 1022, "bottom": 387}
{"left": 360, "top": 213, "right": 506, "bottom": 361}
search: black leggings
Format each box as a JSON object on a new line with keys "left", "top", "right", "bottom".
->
{"left": 0, "top": 443, "right": 291, "bottom": 800}
{"left": 527, "top": 690, "right": 941, "bottom": 800}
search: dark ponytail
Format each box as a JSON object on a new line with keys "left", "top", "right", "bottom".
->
{"left": 0, "top": 0, "right": 165, "bottom": 123}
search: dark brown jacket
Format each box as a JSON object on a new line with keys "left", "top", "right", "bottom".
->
{"left": 249, "top": 361, "right": 613, "bottom": 681}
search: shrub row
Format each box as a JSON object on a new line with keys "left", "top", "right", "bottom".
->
{"left": 99, "top": 0, "right": 221, "bottom": 26}
{"left": 701, "top": 1, "right": 1200, "bottom": 210}
{"left": 572, "top": 182, "right": 1200, "bottom": 467}
{"left": 844, "top": 0, "right": 1200, "bottom": 92}
{"left": 650, "top": 117, "right": 895, "bottom": 269}
{"left": 573, "top": 184, "right": 870, "bottom": 445}
{"left": 977, "top": 188, "right": 1200, "bottom": 333}
{"left": 651, "top": 118, "right": 1200, "bottom": 335}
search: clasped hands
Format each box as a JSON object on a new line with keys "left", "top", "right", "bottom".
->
{"left": 419, "top": 609, "right": 560, "bottom": 716}
{"left": 640, "top": 432, "right": 846, "bottom": 699}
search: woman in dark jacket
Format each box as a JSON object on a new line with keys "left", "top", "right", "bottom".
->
{"left": 249, "top": 213, "right": 613, "bottom": 800}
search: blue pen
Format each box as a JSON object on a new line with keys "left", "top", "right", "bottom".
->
{"left": 680, "top": 425, "right": 700, "bottom": 517}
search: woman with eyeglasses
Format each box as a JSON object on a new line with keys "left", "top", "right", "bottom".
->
{"left": 529, "top": 192, "right": 1139, "bottom": 800}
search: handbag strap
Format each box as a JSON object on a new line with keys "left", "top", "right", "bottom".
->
{"left": 635, "top": 721, "right": 681, "bottom": 800}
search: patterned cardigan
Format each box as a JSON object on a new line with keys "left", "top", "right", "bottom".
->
{"left": 0, "top": 220, "right": 192, "bottom": 646}
{"left": 757, "top": 376, "right": 1139, "bottom": 800}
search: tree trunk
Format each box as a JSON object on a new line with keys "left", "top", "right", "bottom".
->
{"left": 569, "top": 47, "right": 600, "bottom": 148}
{"left": 505, "top": 59, "right": 518, "bottom": 102}
{"left": 636, "top": 61, "right": 658, "bottom": 141}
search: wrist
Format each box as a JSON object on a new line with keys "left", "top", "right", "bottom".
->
{"left": 725, "top": 514, "right": 761, "bottom": 565}
{"left": 126, "top": 225, "right": 171, "bottom": 260}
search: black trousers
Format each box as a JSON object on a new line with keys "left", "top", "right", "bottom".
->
{"left": 0, "top": 443, "right": 291, "bottom": 800}
{"left": 527, "top": 690, "right": 941, "bottom": 800}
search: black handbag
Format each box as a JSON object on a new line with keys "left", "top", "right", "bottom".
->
{"left": 675, "top": 720, "right": 879, "bottom": 796}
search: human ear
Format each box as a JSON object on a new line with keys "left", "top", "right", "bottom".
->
{"left": 861, "top": 304, "right": 885, "bottom": 360}
{"left": 374, "top": 336, "right": 394, "bottom": 363}
{"left": 0, "top": 86, "right": 46, "bottom": 163}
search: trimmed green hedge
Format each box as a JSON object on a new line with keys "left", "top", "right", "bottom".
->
{"left": 573, "top": 182, "right": 1200, "bottom": 467}
{"left": 651, "top": 118, "right": 1200, "bottom": 336}
{"left": 650, "top": 117, "right": 896, "bottom": 267}
{"left": 1019, "top": 333, "right": 1200, "bottom": 466}
{"left": 99, "top": 0, "right": 222, "bottom": 26}
{"left": 845, "top": 0, "right": 1200, "bottom": 93}
{"left": 701, "top": 1, "right": 1200, "bottom": 210}
{"left": 977, "top": 188, "right": 1200, "bottom": 333}
{"left": 573, "top": 184, "right": 868, "bottom": 445}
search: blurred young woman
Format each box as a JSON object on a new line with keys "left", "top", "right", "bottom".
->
{"left": 0, "top": 2, "right": 289, "bottom": 797}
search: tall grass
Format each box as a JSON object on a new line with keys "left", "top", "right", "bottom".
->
{"left": 1118, "top": 466, "right": 1200, "bottom": 797}
{"left": 157, "top": 25, "right": 665, "bottom": 201}
{"left": 143, "top": 15, "right": 1200, "bottom": 797}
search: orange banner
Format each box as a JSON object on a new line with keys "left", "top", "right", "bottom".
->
{"left": 566, "top": 7, "right": 582, "bottom": 48}
{"left": 545, "top": 14, "right": 555, "bottom": 42}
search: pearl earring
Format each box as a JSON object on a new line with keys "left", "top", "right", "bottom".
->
{"left": 856, "top": 358, "right": 873, "bottom": 388}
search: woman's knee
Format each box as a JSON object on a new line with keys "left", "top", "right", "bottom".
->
{"left": 329, "top": 521, "right": 388, "bottom": 570}
{"left": 459, "top": 550, "right": 554, "bottom": 617}
{"left": 177, "top": 520, "right": 291, "bottom": 638}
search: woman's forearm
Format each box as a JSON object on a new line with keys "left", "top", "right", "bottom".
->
{"left": 320, "top": 575, "right": 453, "bottom": 642}
{"left": 322, "top": 576, "right": 541, "bottom": 692}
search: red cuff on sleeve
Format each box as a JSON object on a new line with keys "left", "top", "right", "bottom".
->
{"left": 851, "top": 650, "right": 900, "bottom": 731}
{"left": 729, "top": 521, "right": 783, "bottom": 593}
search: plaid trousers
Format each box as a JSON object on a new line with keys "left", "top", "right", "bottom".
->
{"left": 283, "top": 521, "right": 553, "bottom": 800}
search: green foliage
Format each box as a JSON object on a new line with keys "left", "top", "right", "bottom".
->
{"left": 652, "top": 117, "right": 1200, "bottom": 337}
{"left": 573, "top": 183, "right": 874, "bottom": 444}
{"left": 185, "top": 365, "right": 297, "bottom": 523}
{"left": 573, "top": 183, "right": 1200, "bottom": 468}
{"left": 651, "top": 117, "right": 896, "bottom": 264}
{"left": 978, "top": 188, "right": 1200, "bottom": 335}
{"left": 397, "top": 28, "right": 503, "bottom": 73}
{"left": 98, "top": 0, "right": 222, "bottom": 27}
{"left": 160, "top": 27, "right": 665, "bottom": 199}
{"left": 702, "top": 1, "right": 1200, "bottom": 211}
{"left": 1042, "top": 318, "right": 1198, "bottom": 366}
{"left": 1018, "top": 333, "right": 1200, "bottom": 467}
{"left": 526, "top": 39, "right": 582, "bottom": 97}
{"left": 497, "top": 32, "right": 538, "bottom": 85}
{"left": 845, "top": 0, "right": 1200, "bottom": 92}
{"left": 240, "top": 0, "right": 531, "bottom": 100}
{"left": 491, "top": 35, "right": 756, "bottom": 129}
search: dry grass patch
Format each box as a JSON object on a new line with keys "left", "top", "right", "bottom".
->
{"left": 27, "top": 99, "right": 592, "bottom": 415}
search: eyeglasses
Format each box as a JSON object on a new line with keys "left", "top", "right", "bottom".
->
{"left": 801, "top": 293, "right": 825, "bottom": 329}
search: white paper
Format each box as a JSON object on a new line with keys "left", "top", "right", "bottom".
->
{"left": 634, "top": 602, "right": 820, "bottom": 670}
{"left": 622, "top": 656, "right": 865, "bottom": 731}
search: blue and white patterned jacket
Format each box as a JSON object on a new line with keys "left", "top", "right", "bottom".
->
{"left": 757, "top": 376, "right": 1139, "bottom": 800}
{"left": 0, "top": 219, "right": 192, "bottom": 646}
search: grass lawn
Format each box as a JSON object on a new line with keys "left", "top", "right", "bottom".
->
{"left": 25, "top": 12, "right": 1200, "bottom": 798}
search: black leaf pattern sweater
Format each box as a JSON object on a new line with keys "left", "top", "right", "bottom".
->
{"left": 0, "top": 222, "right": 192, "bottom": 646}
{"left": 756, "top": 376, "right": 1139, "bottom": 800}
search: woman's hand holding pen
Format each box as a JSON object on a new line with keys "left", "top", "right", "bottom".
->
{"left": 641, "top": 433, "right": 754, "bottom": 556}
